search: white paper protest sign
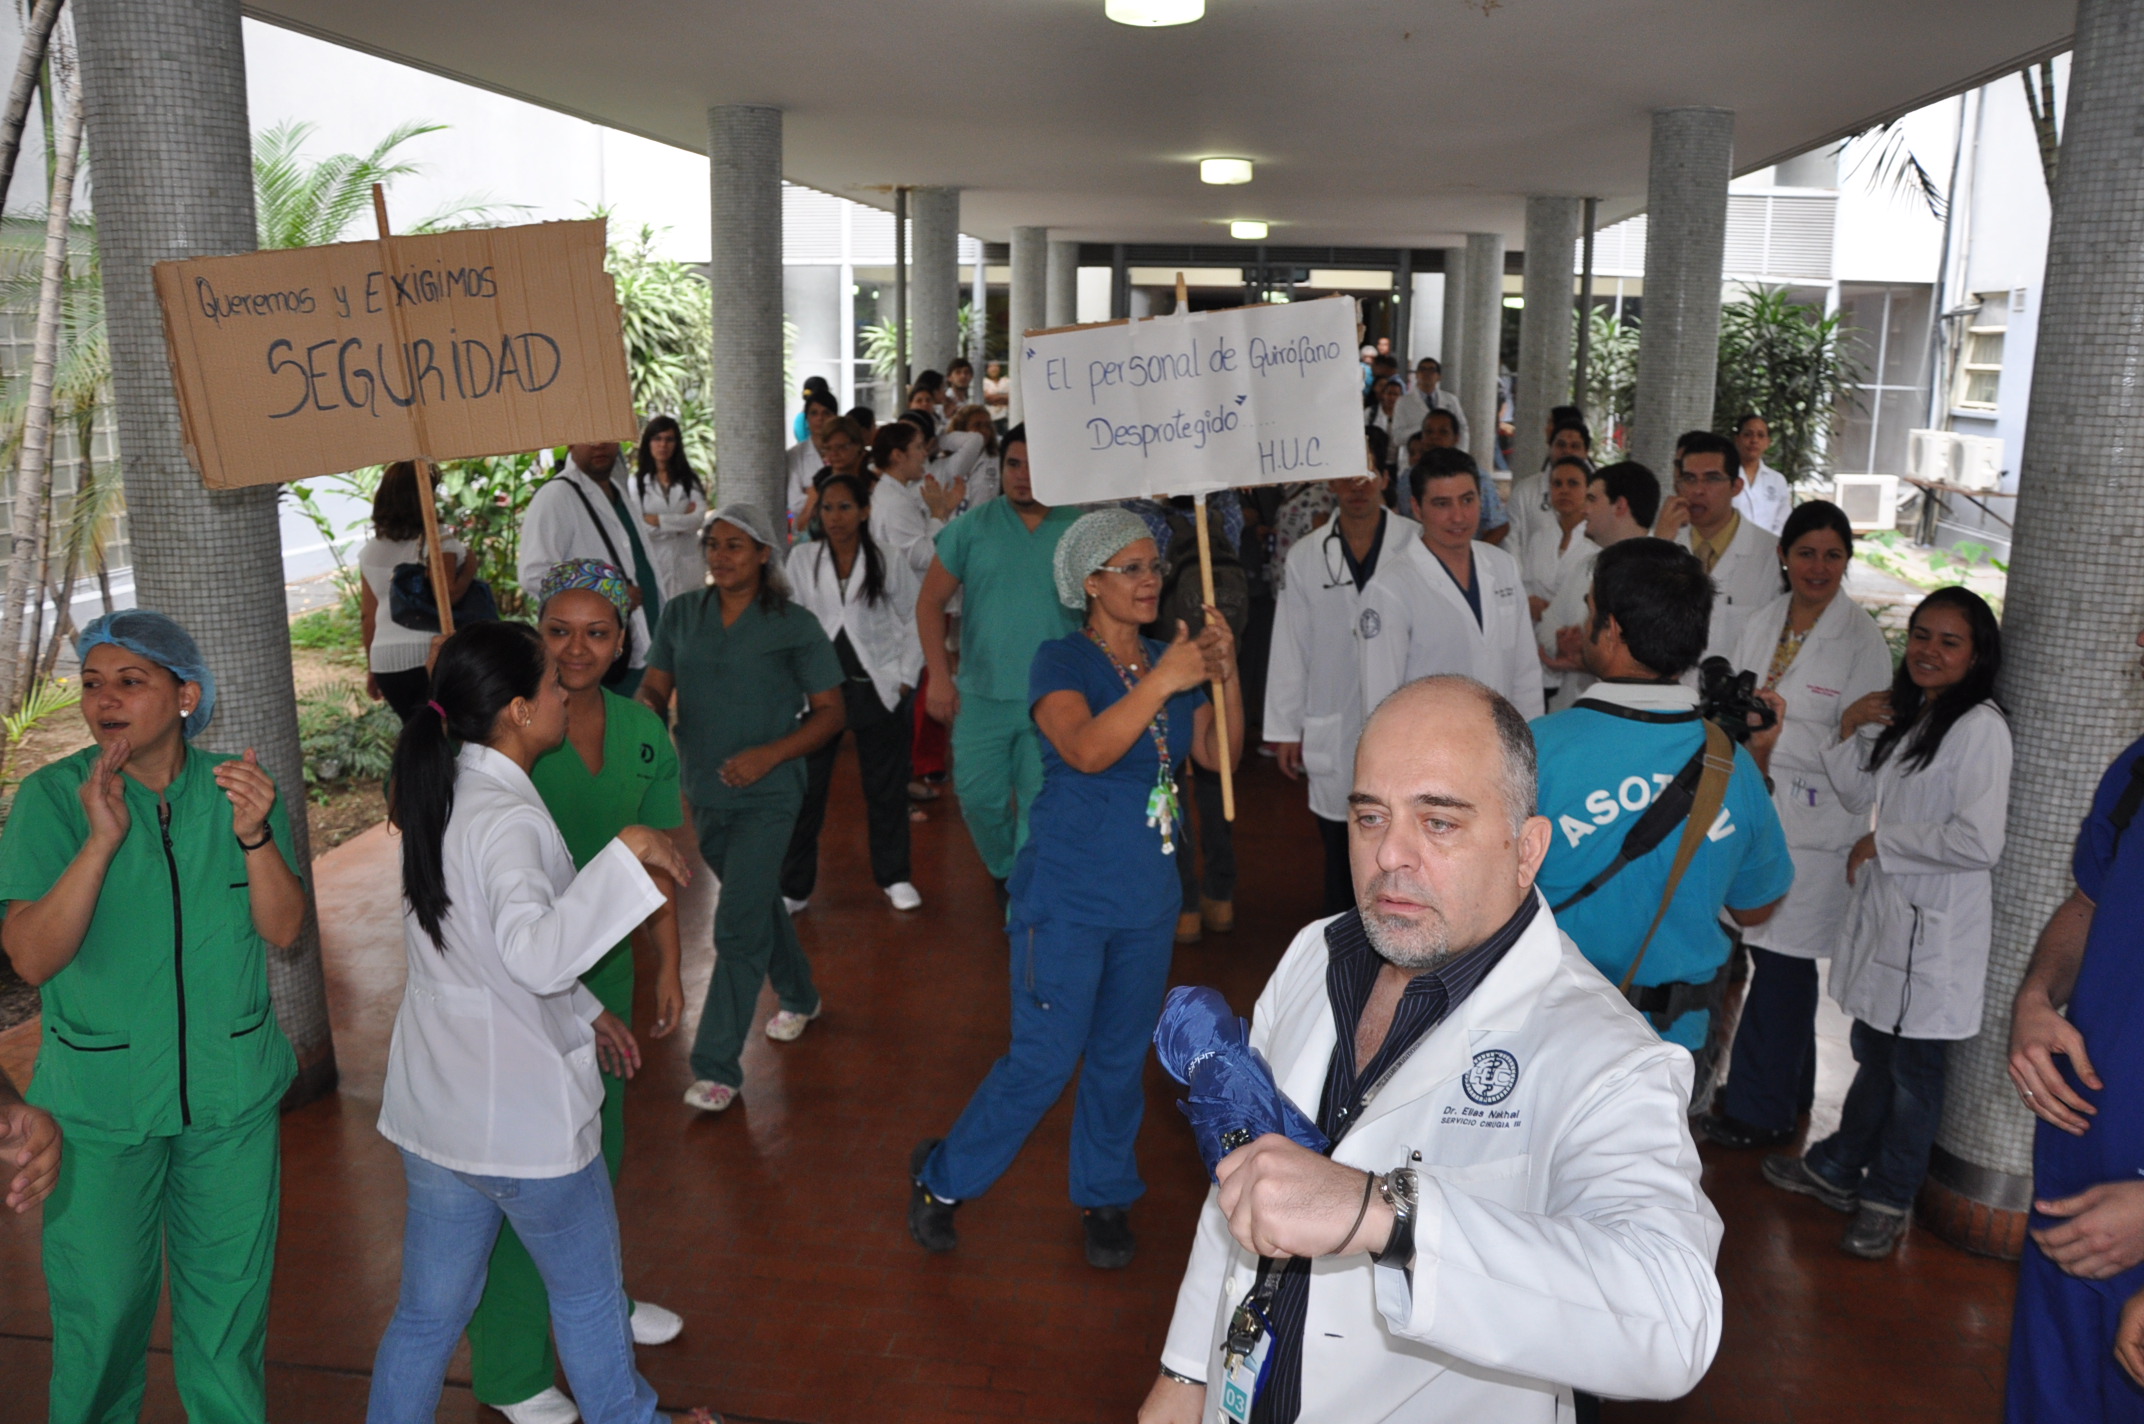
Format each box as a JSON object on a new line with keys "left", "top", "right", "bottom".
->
{"left": 1019, "top": 295, "right": 1363, "bottom": 507}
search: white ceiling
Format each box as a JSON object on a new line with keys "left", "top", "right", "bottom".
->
{"left": 242, "top": 0, "right": 2072, "bottom": 248}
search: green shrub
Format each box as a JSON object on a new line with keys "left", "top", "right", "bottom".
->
{"left": 298, "top": 689, "right": 400, "bottom": 794}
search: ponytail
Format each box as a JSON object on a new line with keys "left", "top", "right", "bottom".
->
{"left": 389, "top": 620, "right": 548, "bottom": 949}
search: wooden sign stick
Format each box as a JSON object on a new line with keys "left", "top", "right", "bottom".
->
{"left": 371, "top": 184, "right": 457, "bottom": 636}
{"left": 1176, "top": 272, "right": 1235, "bottom": 822}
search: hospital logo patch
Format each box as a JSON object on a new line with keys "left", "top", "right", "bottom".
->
{"left": 1359, "top": 608, "right": 1382, "bottom": 639}
{"left": 1463, "top": 1049, "right": 1520, "bottom": 1106}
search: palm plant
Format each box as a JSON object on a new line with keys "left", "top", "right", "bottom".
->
{"left": 1574, "top": 304, "right": 1639, "bottom": 453}
{"left": 252, "top": 119, "right": 527, "bottom": 249}
{"left": 607, "top": 222, "right": 714, "bottom": 470}
{"left": 1713, "top": 286, "right": 1863, "bottom": 483}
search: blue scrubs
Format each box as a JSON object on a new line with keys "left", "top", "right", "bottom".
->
{"left": 2007, "top": 735, "right": 2144, "bottom": 1422}
{"left": 924, "top": 633, "right": 1205, "bottom": 1208}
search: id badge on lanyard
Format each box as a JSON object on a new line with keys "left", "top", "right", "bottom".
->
{"left": 1219, "top": 1266, "right": 1279, "bottom": 1423}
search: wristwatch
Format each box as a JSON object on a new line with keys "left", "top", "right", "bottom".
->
{"left": 1373, "top": 1167, "right": 1419, "bottom": 1267}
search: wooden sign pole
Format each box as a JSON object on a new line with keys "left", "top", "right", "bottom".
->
{"left": 1177, "top": 272, "right": 1235, "bottom": 822}
{"left": 371, "top": 184, "right": 457, "bottom": 636}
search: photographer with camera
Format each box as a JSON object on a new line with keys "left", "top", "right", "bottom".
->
{"left": 1530, "top": 539, "right": 1794, "bottom": 1099}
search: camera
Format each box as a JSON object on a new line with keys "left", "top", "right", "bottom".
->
{"left": 1696, "top": 656, "right": 1778, "bottom": 743}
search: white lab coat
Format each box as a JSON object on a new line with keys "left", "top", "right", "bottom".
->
{"left": 1672, "top": 515, "right": 1778, "bottom": 663}
{"left": 1391, "top": 384, "right": 1468, "bottom": 451}
{"left": 1533, "top": 535, "right": 1600, "bottom": 713}
{"left": 633, "top": 472, "right": 706, "bottom": 603}
{"left": 378, "top": 744, "right": 666, "bottom": 1178}
{"left": 785, "top": 439, "right": 822, "bottom": 519}
{"left": 1263, "top": 512, "right": 1430, "bottom": 822}
{"left": 1398, "top": 536, "right": 1547, "bottom": 719}
{"left": 1733, "top": 461, "right": 1792, "bottom": 536}
{"left": 1504, "top": 475, "right": 1567, "bottom": 589}
{"left": 1162, "top": 905, "right": 1724, "bottom": 1419}
{"left": 1518, "top": 515, "right": 1591, "bottom": 608}
{"left": 1729, "top": 592, "right": 1895, "bottom": 960}
{"left": 1819, "top": 703, "right": 2012, "bottom": 1039}
{"left": 518, "top": 460, "right": 653, "bottom": 668}
{"left": 785, "top": 538, "right": 924, "bottom": 714}
{"left": 870, "top": 431, "right": 986, "bottom": 574}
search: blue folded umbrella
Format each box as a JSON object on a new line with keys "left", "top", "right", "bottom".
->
{"left": 1154, "top": 985, "right": 1328, "bottom": 1180}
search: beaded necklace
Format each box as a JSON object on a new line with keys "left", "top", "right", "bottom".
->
{"left": 1082, "top": 625, "right": 1179, "bottom": 855}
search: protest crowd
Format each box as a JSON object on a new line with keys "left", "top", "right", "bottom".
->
{"left": 5, "top": 333, "right": 2143, "bottom": 1424}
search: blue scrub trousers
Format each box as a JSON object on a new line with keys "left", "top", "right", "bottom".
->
{"left": 924, "top": 910, "right": 1177, "bottom": 1208}
{"left": 1722, "top": 947, "right": 1820, "bottom": 1133}
{"left": 2006, "top": 1242, "right": 2144, "bottom": 1421}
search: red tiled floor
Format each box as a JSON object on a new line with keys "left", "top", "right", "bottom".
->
{"left": 0, "top": 748, "right": 2018, "bottom": 1421}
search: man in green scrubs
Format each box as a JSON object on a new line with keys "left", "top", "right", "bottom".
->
{"left": 916, "top": 426, "right": 1081, "bottom": 885}
{"left": 639, "top": 505, "right": 845, "bottom": 1113}
{"left": 467, "top": 562, "right": 687, "bottom": 1418}
{"left": 0, "top": 611, "right": 305, "bottom": 1424}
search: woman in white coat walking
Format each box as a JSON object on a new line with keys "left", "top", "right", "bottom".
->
{"left": 632, "top": 416, "right": 708, "bottom": 602}
{"left": 366, "top": 621, "right": 697, "bottom": 1424}
{"left": 1703, "top": 502, "right": 1894, "bottom": 1151}
{"left": 1762, "top": 587, "right": 2011, "bottom": 1260}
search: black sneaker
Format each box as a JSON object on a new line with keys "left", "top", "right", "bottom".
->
{"left": 1083, "top": 1206, "right": 1136, "bottom": 1269}
{"left": 908, "top": 1140, "right": 958, "bottom": 1252}
{"left": 1759, "top": 1152, "right": 1859, "bottom": 1214}
{"left": 1698, "top": 1113, "right": 1795, "bottom": 1151}
{"left": 1840, "top": 1203, "right": 1910, "bottom": 1259}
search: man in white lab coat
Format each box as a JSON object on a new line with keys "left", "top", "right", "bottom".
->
{"left": 1140, "top": 676, "right": 1723, "bottom": 1424}
{"left": 1265, "top": 463, "right": 1431, "bottom": 916}
{"left": 1397, "top": 449, "right": 1544, "bottom": 720}
{"left": 1730, "top": 413, "right": 1793, "bottom": 537}
{"left": 1653, "top": 431, "right": 1777, "bottom": 661}
{"left": 1536, "top": 460, "right": 1661, "bottom": 713}
{"left": 1390, "top": 357, "right": 1468, "bottom": 454}
{"left": 518, "top": 441, "right": 655, "bottom": 687}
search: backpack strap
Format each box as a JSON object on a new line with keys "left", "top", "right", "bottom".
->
{"left": 557, "top": 476, "right": 626, "bottom": 572}
{"left": 1620, "top": 721, "right": 1737, "bottom": 994}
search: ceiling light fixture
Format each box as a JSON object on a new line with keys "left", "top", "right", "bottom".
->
{"left": 1200, "top": 157, "right": 1253, "bottom": 185}
{"left": 1106, "top": 0, "right": 1205, "bottom": 26}
{"left": 1229, "top": 220, "right": 1269, "bottom": 241}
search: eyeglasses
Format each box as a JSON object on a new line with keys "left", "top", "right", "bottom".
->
{"left": 1098, "top": 560, "right": 1166, "bottom": 579}
{"left": 1675, "top": 470, "right": 1734, "bottom": 488}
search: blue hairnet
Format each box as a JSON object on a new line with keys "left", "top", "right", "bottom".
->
{"left": 77, "top": 610, "right": 217, "bottom": 738}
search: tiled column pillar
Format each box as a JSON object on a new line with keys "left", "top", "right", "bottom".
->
{"left": 74, "top": 0, "right": 335, "bottom": 1102}
{"left": 1632, "top": 107, "right": 1733, "bottom": 492}
{"left": 1439, "top": 244, "right": 1467, "bottom": 387}
{"left": 1515, "top": 196, "right": 1582, "bottom": 477}
{"left": 909, "top": 187, "right": 961, "bottom": 377}
{"left": 1460, "top": 232, "right": 1504, "bottom": 467}
{"left": 1924, "top": 0, "right": 2144, "bottom": 1258}
{"left": 1046, "top": 239, "right": 1079, "bottom": 327}
{"left": 1008, "top": 226, "right": 1047, "bottom": 423}
{"left": 708, "top": 104, "right": 785, "bottom": 513}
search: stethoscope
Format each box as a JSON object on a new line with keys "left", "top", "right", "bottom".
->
{"left": 1319, "top": 522, "right": 1363, "bottom": 592}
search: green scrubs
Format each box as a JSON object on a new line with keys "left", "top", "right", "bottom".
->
{"left": 467, "top": 690, "right": 681, "bottom": 1406}
{"left": 935, "top": 501, "right": 1081, "bottom": 878}
{"left": 0, "top": 745, "right": 298, "bottom": 1424}
{"left": 648, "top": 589, "right": 842, "bottom": 1089}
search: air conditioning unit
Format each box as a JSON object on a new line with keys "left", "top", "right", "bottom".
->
{"left": 1907, "top": 428, "right": 1958, "bottom": 484}
{"left": 1833, "top": 474, "right": 1901, "bottom": 531}
{"left": 1953, "top": 434, "right": 2005, "bottom": 492}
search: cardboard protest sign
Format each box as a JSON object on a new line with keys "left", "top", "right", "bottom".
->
{"left": 1017, "top": 294, "right": 1363, "bottom": 507}
{"left": 152, "top": 219, "right": 635, "bottom": 490}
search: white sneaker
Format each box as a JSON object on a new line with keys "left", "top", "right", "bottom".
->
{"left": 629, "top": 1299, "right": 684, "bottom": 1345}
{"left": 495, "top": 1388, "right": 579, "bottom": 1424}
{"left": 782, "top": 896, "right": 809, "bottom": 914}
{"left": 764, "top": 1004, "right": 822, "bottom": 1042}
{"left": 885, "top": 881, "right": 923, "bottom": 911}
{"left": 682, "top": 1080, "right": 737, "bottom": 1113}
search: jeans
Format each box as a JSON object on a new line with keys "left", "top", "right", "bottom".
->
{"left": 366, "top": 1152, "right": 662, "bottom": 1424}
{"left": 1722, "top": 947, "right": 1820, "bottom": 1132}
{"left": 1804, "top": 1020, "right": 1949, "bottom": 1212}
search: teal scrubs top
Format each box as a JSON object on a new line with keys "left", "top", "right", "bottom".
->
{"left": 647, "top": 589, "right": 843, "bottom": 811}
{"left": 935, "top": 501, "right": 1082, "bottom": 703}
{"left": 0, "top": 745, "right": 299, "bottom": 1141}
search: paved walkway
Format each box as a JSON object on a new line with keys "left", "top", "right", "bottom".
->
{"left": 0, "top": 750, "right": 2017, "bottom": 1421}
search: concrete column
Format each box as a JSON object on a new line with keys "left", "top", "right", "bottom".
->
{"left": 708, "top": 104, "right": 785, "bottom": 513}
{"left": 969, "top": 252, "right": 987, "bottom": 371}
{"left": 1046, "top": 239, "right": 1080, "bottom": 327}
{"left": 1515, "top": 197, "right": 1582, "bottom": 477}
{"left": 1460, "top": 232, "right": 1504, "bottom": 466}
{"left": 1439, "top": 245, "right": 1467, "bottom": 386}
{"left": 1008, "top": 225, "right": 1048, "bottom": 423}
{"left": 1631, "top": 107, "right": 1733, "bottom": 491}
{"left": 1921, "top": 0, "right": 2144, "bottom": 1258}
{"left": 909, "top": 186, "right": 960, "bottom": 376}
{"left": 74, "top": 0, "right": 335, "bottom": 1103}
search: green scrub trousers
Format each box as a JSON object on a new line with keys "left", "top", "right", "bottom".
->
{"left": 687, "top": 799, "right": 820, "bottom": 1088}
{"left": 42, "top": 1105, "right": 281, "bottom": 1424}
{"left": 951, "top": 694, "right": 1046, "bottom": 881}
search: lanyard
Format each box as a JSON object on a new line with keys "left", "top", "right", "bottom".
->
{"left": 1082, "top": 628, "right": 1179, "bottom": 855}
